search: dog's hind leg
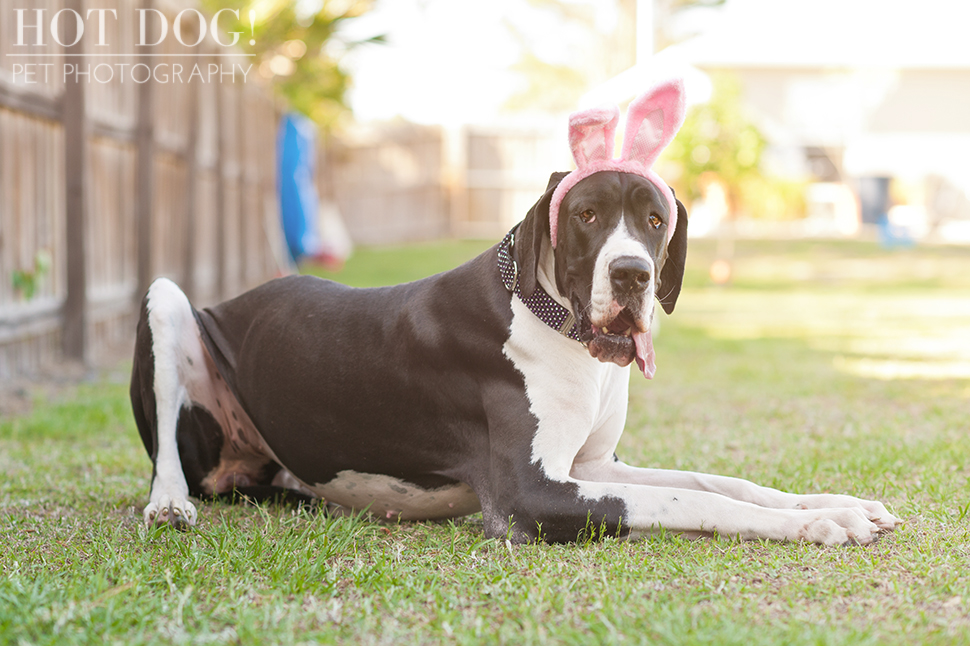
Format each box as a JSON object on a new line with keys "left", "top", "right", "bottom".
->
{"left": 135, "top": 278, "right": 200, "bottom": 529}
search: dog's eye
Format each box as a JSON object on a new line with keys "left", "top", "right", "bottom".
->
{"left": 649, "top": 214, "right": 663, "bottom": 229}
{"left": 580, "top": 209, "right": 596, "bottom": 224}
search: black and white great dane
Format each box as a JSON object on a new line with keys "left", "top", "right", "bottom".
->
{"left": 130, "top": 83, "right": 899, "bottom": 546}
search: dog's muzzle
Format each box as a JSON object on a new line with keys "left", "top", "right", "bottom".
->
{"left": 582, "top": 255, "right": 657, "bottom": 378}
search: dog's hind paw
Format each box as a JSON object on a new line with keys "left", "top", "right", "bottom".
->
{"left": 144, "top": 495, "right": 197, "bottom": 531}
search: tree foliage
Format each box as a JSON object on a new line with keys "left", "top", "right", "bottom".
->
{"left": 504, "top": 52, "right": 589, "bottom": 114}
{"left": 664, "top": 73, "right": 807, "bottom": 220}
{"left": 200, "top": 0, "right": 381, "bottom": 127}
{"left": 504, "top": 0, "right": 636, "bottom": 114}
{"left": 663, "top": 73, "right": 765, "bottom": 205}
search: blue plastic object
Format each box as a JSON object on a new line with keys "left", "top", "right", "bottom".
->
{"left": 277, "top": 112, "right": 321, "bottom": 263}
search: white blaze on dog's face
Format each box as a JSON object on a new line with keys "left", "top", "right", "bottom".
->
{"left": 553, "top": 171, "right": 672, "bottom": 378}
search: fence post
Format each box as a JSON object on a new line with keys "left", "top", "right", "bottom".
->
{"left": 182, "top": 37, "right": 201, "bottom": 301}
{"left": 62, "top": 0, "right": 87, "bottom": 362}
{"left": 215, "top": 56, "right": 227, "bottom": 300}
{"left": 135, "top": 0, "right": 156, "bottom": 303}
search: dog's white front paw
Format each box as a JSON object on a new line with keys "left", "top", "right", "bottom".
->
{"left": 144, "top": 494, "right": 197, "bottom": 530}
{"left": 857, "top": 500, "right": 901, "bottom": 531}
{"left": 793, "top": 494, "right": 901, "bottom": 533}
{"left": 797, "top": 507, "right": 880, "bottom": 546}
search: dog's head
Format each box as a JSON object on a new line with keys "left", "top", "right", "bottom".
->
{"left": 513, "top": 80, "right": 689, "bottom": 379}
{"left": 515, "top": 170, "right": 688, "bottom": 379}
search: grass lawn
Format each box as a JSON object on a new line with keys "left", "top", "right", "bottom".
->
{"left": 3, "top": 236, "right": 970, "bottom": 644}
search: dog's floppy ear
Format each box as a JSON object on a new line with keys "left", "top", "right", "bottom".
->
{"left": 515, "top": 171, "right": 569, "bottom": 299}
{"left": 658, "top": 196, "right": 688, "bottom": 315}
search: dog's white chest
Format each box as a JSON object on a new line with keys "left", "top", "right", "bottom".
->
{"left": 503, "top": 296, "right": 630, "bottom": 479}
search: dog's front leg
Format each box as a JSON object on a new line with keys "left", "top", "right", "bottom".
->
{"left": 139, "top": 279, "right": 199, "bottom": 530}
{"left": 488, "top": 446, "right": 884, "bottom": 545}
{"left": 571, "top": 459, "right": 900, "bottom": 532}
{"left": 552, "top": 477, "right": 884, "bottom": 545}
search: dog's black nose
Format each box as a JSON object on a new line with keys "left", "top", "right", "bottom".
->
{"left": 609, "top": 256, "right": 652, "bottom": 294}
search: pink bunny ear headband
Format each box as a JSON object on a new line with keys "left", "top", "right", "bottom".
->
{"left": 549, "top": 78, "right": 687, "bottom": 248}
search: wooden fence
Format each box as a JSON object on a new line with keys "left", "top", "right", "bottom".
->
{"left": 0, "top": 0, "right": 286, "bottom": 378}
{"left": 324, "top": 124, "right": 450, "bottom": 245}
{"left": 459, "top": 123, "right": 567, "bottom": 239}
{"left": 0, "top": 1, "right": 570, "bottom": 379}
{"left": 326, "top": 122, "right": 567, "bottom": 245}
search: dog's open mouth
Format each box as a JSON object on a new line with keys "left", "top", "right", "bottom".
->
{"left": 585, "top": 308, "right": 637, "bottom": 366}
{"left": 582, "top": 308, "right": 656, "bottom": 379}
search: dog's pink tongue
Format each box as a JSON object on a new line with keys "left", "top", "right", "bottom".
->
{"left": 633, "top": 331, "right": 656, "bottom": 379}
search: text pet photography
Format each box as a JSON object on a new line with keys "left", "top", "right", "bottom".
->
{"left": 9, "top": 6, "right": 256, "bottom": 85}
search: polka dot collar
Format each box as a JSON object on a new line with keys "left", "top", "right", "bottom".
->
{"left": 497, "top": 227, "right": 582, "bottom": 343}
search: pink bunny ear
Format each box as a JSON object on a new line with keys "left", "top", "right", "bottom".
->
{"left": 568, "top": 105, "right": 620, "bottom": 168}
{"left": 621, "top": 78, "right": 686, "bottom": 171}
